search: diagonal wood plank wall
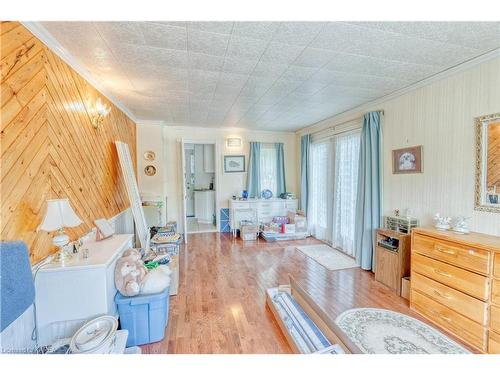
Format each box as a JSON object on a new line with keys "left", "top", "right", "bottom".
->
{"left": 1, "top": 22, "right": 137, "bottom": 263}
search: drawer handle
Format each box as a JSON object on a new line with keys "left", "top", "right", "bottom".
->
{"left": 433, "top": 290, "right": 451, "bottom": 299}
{"left": 435, "top": 246, "right": 457, "bottom": 256}
{"left": 434, "top": 269, "right": 452, "bottom": 278}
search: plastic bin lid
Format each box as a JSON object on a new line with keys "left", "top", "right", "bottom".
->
{"left": 115, "top": 287, "right": 169, "bottom": 304}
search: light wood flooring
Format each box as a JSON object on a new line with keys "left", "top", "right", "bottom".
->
{"left": 141, "top": 232, "right": 474, "bottom": 354}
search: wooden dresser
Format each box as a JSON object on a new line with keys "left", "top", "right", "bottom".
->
{"left": 410, "top": 227, "right": 500, "bottom": 353}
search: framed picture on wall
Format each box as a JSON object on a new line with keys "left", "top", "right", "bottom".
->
{"left": 224, "top": 155, "right": 245, "bottom": 173}
{"left": 392, "top": 146, "right": 423, "bottom": 174}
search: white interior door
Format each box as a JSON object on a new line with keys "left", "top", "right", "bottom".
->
{"left": 180, "top": 139, "right": 188, "bottom": 244}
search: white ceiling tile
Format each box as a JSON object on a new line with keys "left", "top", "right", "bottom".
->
{"left": 42, "top": 21, "right": 500, "bottom": 132}
{"left": 347, "top": 22, "right": 500, "bottom": 51}
{"left": 222, "top": 57, "right": 259, "bottom": 75}
{"left": 95, "top": 22, "right": 146, "bottom": 45}
{"left": 188, "top": 52, "right": 224, "bottom": 72}
{"left": 293, "top": 47, "right": 337, "bottom": 68}
{"left": 187, "top": 29, "right": 231, "bottom": 56}
{"left": 232, "top": 22, "right": 281, "bottom": 40}
{"left": 272, "top": 22, "right": 327, "bottom": 46}
{"left": 187, "top": 22, "right": 234, "bottom": 35}
{"left": 260, "top": 42, "right": 304, "bottom": 64}
{"left": 140, "top": 22, "right": 187, "bottom": 50}
{"left": 226, "top": 35, "right": 269, "bottom": 60}
{"left": 251, "top": 61, "right": 288, "bottom": 79}
{"left": 280, "top": 66, "right": 317, "bottom": 82}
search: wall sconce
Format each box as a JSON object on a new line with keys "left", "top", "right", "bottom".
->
{"left": 226, "top": 137, "right": 242, "bottom": 147}
{"left": 91, "top": 97, "right": 111, "bottom": 129}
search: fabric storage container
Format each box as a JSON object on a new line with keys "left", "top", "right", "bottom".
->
{"left": 115, "top": 287, "right": 169, "bottom": 346}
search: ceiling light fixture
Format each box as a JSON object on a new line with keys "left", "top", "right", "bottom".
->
{"left": 226, "top": 137, "right": 242, "bottom": 147}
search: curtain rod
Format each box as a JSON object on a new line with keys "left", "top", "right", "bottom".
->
{"left": 307, "top": 109, "right": 384, "bottom": 137}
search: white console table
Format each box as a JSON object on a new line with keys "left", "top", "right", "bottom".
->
{"left": 229, "top": 198, "right": 298, "bottom": 236}
{"left": 34, "top": 234, "right": 134, "bottom": 346}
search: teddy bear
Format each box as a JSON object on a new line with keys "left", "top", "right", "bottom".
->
{"left": 114, "top": 249, "right": 147, "bottom": 297}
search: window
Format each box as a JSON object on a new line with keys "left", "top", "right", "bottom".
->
{"left": 260, "top": 143, "right": 277, "bottom": 195}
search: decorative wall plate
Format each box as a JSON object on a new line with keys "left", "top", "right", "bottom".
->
{"left": 144, "top": 165, "right": 157, "bottom": 176}
{"left": 144, "top": 150, "right": 156, "bottom": 161}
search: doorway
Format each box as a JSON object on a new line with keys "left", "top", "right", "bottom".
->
{"left": 181, "top": 140, "right": 219, "bottom": 236}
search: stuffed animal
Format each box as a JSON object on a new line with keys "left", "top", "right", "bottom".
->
{"left": 114, "top": 249, "right": 147, "bottom": 296}
{"left": 140, "top": 265, "right": 171, "bottom": 295}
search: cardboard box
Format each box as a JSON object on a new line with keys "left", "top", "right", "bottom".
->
{"left": 288, "top": 211, "right": 307, "bottom": 232}
{"left": 240, "top": 223, "right": 258, "bottom": 240}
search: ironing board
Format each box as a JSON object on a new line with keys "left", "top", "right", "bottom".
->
{"left": 115, "top": 141, "right": 150, "bottom": 250}
{"left": 266, "top": 275, "right": 361, "bottom": 354}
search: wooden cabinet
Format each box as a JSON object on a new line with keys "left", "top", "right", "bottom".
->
{"left": 410, "top": 228, "right": 500, "bottom": 353}
{"left": 374, "top": 229, "right": 411, "bottom": 295}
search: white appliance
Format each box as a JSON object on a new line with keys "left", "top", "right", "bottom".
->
{"left": 34, "top": 234, "right": 134, "bottom": 346}
{"left": 194, "top": 190, "right": 215, "bottom": 224}
{"left": 229, "top": 198, "right": 298, "bottom": 236}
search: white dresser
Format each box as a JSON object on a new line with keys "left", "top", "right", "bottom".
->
{"left": 229, "top": 198, "right": 298, "bottom": 236}
{"left": 34, "top": 234, "right": 134, "bottom": 345}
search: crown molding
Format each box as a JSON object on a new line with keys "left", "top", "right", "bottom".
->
{"left": 22, "top": 21, "right": 138, "bottom": 123}
{"left": 296, "top": 48, "right": 500, "bottom": 135}
{"left": 159, "top": 123, "right": 296, "bottom": 135}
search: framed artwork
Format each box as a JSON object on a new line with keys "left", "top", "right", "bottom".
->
{"left": 224, "top": 155, "right": 245, "bottom": 173}
{"left": 392, "top": 146, "right": 423, "bottom": 174}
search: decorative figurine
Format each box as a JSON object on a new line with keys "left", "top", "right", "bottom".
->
{"left": 452, "top": 216, "right": 470, "bottom": 234}
{"left": 433, "top": 213, "right": 451, "bottom": 230}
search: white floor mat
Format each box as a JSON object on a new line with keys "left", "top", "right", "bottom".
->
{"left": 296, "top": 244, "right": 358, "bottom": 271}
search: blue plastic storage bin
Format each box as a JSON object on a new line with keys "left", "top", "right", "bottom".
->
{"left": 115, "top": 287, "right": 169, "bottom": 347}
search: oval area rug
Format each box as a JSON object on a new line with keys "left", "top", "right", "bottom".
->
{"left": 335, "top": 308, "right": 470, "bottom": 354}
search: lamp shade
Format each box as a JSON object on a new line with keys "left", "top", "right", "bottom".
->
{"left": 39, "top": 199, "right": 82, "bottom": 232}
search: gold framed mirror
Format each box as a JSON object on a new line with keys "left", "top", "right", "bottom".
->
{"left": 475, "top": 112, "right": 500, "bottom": 213}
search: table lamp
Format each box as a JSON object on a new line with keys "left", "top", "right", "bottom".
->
{"left": 39, "top": 198, "right": 82, "bottom": 263}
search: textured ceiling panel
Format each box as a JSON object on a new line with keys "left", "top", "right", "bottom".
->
{"left": 40, "top": 21, "right": 500, "bottom": 131}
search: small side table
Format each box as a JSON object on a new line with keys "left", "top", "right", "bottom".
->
{"left": 374, "top": 228, "right": 411, "bottom": 295}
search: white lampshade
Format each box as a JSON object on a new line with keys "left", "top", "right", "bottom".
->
{"left": 39, "top": 199, "right": 82, "bottom": 232}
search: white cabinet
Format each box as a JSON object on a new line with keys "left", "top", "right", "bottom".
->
{"left": 203, "top": 144, "right": 215, "bottom": 173}
{"left": 229, "top": 199, "right": 298, "bottom": 236}
{"left": 194, "top": 190, "right": 215, "bottom": 224}
{"left": 34, "top": 234, "right": 134, "bottom": 345}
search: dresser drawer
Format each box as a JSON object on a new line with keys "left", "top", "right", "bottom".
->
{"left": 491, "top": 305, "right": 500, "bottom": 333}
{"left": 411, "top": 290, "right": 486, "bottom": 351}
{"left": 412, "top": 253, "right": 490, "bottom": 300}
{"left": 495, "top": 253, "right": 500, "bottom": 278}
{"left": 411, "top": 272, "right": 488, "bottom": 324}
{"left": 413, "top": 234, "right": 490, "bottom": 274}
{"left": 489, "top": 330, "right": 500, "bottom": 354}
{"left": 232, "top": 202, "right": 251, "bottom": 209}
{"left": 492, "top": 279, "right": 500, "bottom": 306}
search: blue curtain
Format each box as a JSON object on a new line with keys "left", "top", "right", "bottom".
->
{"left": 354, "top": 111, "right": 382, "bottom": 271}
{"left": 275, "top": 143, "right": 286, "bottom": 196}
{"left": 247, "top": 142, "right": 261, "bottom": 198}
{"left": 300, "top": 134, "right": 311, "bottom": 215}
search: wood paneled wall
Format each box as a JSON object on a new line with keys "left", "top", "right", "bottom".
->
{"left": 1, "top": 22, "right": 137, "bottom": 263}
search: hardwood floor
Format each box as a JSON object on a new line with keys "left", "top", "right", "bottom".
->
{"left": 141, "top": 232, "right": 474, "bottom": 354}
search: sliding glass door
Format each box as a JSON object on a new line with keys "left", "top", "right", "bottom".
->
{"left": 331, "top": 132, "right": 360, "bottom": 256}
{"left": 308, "top": 131, "right": 360, "bottom": 257}
{"left": 308, "top": 141, "right": 331, "bottom": 241}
